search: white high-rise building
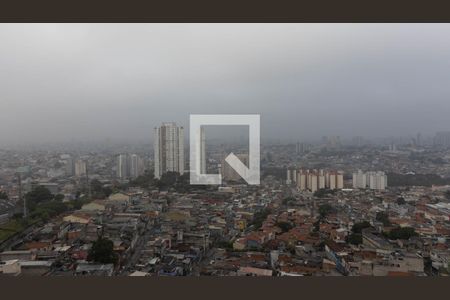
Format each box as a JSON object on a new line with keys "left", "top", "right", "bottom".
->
{"left": 117, "top": 154, "right": 144, "bottom": 179}
{"left": 336, "top": 172, "right": 344, "bottom": 189}
{"left": 130, "top": 154, "right": 144, "bottom": 179}
{"left": 318, "top": 175, "right": 325, "bottom": 190}
{"left": 62, "top": 155, "right": 74, "bottom": 176}
{"left": 154, "top": 122, "right": 185, "bottom": 179}
{"left": 74, "top": 160, "right": 87, "bottom": 177}
{"left": 329, "top": 173, "right": 336, "bottom": 190}
{"left": 352, "top": 170, "right": 387, "bottom": 190}
{"left": 117, "top": 154, "right": 129, "bottom": 179}
{"left": 298, "top": 172, "right": 306, "bottom": 190}
{"left": 310, "top": 174, "right": 318, "bottom": 193}
{"left": 352, "top": 170, "right": 367, "bottom": 189}
{"left": 369, "top": 171, "right": 387, "bottom": 190}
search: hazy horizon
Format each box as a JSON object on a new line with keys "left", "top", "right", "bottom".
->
{"left": 2, "top": 24, "right": 450, "bottom": 146}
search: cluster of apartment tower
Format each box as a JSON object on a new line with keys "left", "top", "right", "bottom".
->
{"left": 286, "top": 169, "right": 344, "bottom": 193}
{"left": 152, "top": 122, "right": 389, "bottom": 192}
{"left": 61, "top": 155, "right": 87, "bottom": 177}
{"left": 352, "top": 170, "right": 387, "bottom": 190}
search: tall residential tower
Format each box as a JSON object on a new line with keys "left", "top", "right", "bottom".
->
{"left": 154, "top": 122, "right": 185, "bottom": 179}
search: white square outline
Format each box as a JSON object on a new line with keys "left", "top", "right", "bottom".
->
{"left": 190, "top": 114, "right": 260, "bottom": 185}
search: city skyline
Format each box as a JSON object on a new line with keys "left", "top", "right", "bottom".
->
{"left": 2, "top": 114, "right": 450, "bottom": 277}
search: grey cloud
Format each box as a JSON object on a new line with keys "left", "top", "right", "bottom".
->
{"left": 1, "top": 24, "right": 450, "bottom": 145}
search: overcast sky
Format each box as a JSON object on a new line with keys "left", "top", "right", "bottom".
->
{"left": 1, "top": 24, "right": 450, "bottom": 146}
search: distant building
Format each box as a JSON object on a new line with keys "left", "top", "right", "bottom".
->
{"left": 287, "top": 168, "right": 344, "bottom": 192}
{"left": 117, "top": 154, "right": 129, "bottom": 179}
{"left": 322, "top": 136, "right": 341, "bottom": 149}
{"left": 352, "top": 136, "right": 364, "bottom": 147}
{"left": 388, "top": 144, "right": 397, "bottom": 152}
{"left": 352, "top": 170, "right": 387, "bottom": 190}
{"left": 130, "top": 154, "right": 145, "bottom": 179}
{"left": 16, "top": 166, "right": 32, "bottom": 178}
{"left": 295, "top": 142, "right": 309, "bottom": 155}
{"left": 416, "top": 133, "right": 422, "bottom": 147}
{"left": 434, "top": 131, "right": 450, "bottom": 147}
{"left": 35, "top": 182, "right": 59, "bottom": 194}
{"left": 61, "top": 155, "right": 74, "bottom": 176}
{"left": 154, "top": 122, "right": 184, "bottom": 179}
{"left": 352, "top": 170, "right": 366, "bottom": 188}
{"left": 74, "top": 160, "right": 87, "bottom": 177}
{"left": 116, "top": 154, "right": 145, "bottom": 179}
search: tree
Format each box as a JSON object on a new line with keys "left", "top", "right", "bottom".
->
{"left": 312, "top": 220, "right": 320, "bottom": 233}
{"left": 282, "top": 197, "right": 295, "bottom": 206}
{"left": 29, "top": 201, "right": 68, "bottom": 222}
{"left": 445, "top": 190, "right": 450, "bottom": 200}
{"left": 251, "top": 208, "right": 271, "bottom": 230}
{"left": 347, "top": 221, "right": 371, "bottom": 245}
{"left": 314, "top": 189, "right": 335, "bottom": 198}
{"left": 347, "top": 233, "right": 363, "bottom": 245}
{"left": 11, "top": 212, "right": 23, "bottom": 220}
{"left": 261, "top": 167, "right": 285, "bottom": 180}
{"left": 70, "top": 198, "right": 90, "bottom": 210}
{"left": 129, "top": 171, "right": 155, "bottom": 189}
{"left": 351, "top": 221, "right": 371, "bottom": 234}
{"left": 90, "top": 179, "right": 112, "bottom": 199}
{"left": 387, "top": 173, "right": 450, "bottom": 187}
{"left": 275, "top": 221, "right": 293, "bottom": 233}
{"left": 103, "top": 186, "right": 112, "bottom": 198}
{"left": 154, "top": 172, "right": 203, "bottom": 193}
{"left": 0, "top": 191, "right": 8, "bottom": 200}
{"left": 88, "top": 237, "right": 117, "bottom": 264}
{"left": 376, "top": 212, "right": 391, "bottom": 226}
{"left": 53, "top": 161, "right": 64, "bottom": 169}
{"left": 90, "top": 179, "right": 104, "bottom": 197}
{"left": 385, "top": 227, "right": 417, "bottom": 240}
{"left": 157, "top": 172, "right": 179, "bottom": 189}
{"left": 54, "top": 194, "right": 65, "bottom": 202}
{"left": 318, "top": 204, "right": 335, "bottom": 219}
{"left": 396, "top": 197, "right": 406, "bottom": 205}
{"left": 215, "top": 240, "right": 234, "bottom": 250}
{"left": 25, "top": 186, "right": 53, "bottom": 210}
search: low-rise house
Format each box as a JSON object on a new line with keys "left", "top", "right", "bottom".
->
{"left": 19, "top": 261, "right": 53, "bottom": 276}
{"left": 0, "top": 250, "right": 36, "bottom": 261}
{"left": 63, "top": 213, "right": 91, "bottom": 224}
{"left": 0, "top": 259, "right": 21, "bottom": 276}
{"left": 237, "top": 266, "right": 272, "bottom": 276}
{"left": 81, "top": 201, "right": 106, "bottom": 212}
{"left": 75, "top": 263, "right": 114, "bottom": 276}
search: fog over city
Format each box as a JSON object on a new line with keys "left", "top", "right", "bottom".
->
{"left": 1, "top": 23, "right": 450, "bottom": 146}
